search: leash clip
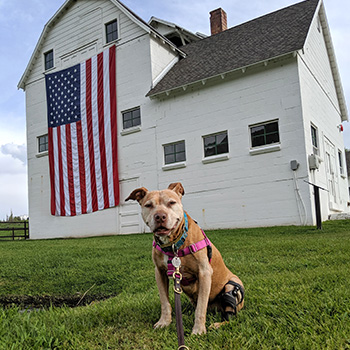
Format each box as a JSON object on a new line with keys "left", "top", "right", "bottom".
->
{"left": 173, "top": 270, "right": 183, "bottom": 294}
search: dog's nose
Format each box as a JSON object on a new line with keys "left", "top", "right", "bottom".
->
{"left": 154, "top": 211, "right": 167, "bottom": 223}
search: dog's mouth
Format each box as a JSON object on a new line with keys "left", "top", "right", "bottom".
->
{"left": 154, "top": 226, "right": 171, "bottom": 236}
{"left": 153, "top": 219, "right": 180, "bottom": 236}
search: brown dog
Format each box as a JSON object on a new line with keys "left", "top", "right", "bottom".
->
{"left": 126, "top": 182, "right": 244, "bottom": 335}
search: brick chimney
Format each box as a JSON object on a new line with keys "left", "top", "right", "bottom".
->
{"left": 210, "top": 8, "right": 227, "bottom": 35}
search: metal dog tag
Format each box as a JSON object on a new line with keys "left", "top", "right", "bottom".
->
{"left": 172, "top": 256, "right": 181, "bottom": 268}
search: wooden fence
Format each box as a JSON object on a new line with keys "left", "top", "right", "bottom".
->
{"left": 0, "top": 221, "right": 29, "bottom": 240}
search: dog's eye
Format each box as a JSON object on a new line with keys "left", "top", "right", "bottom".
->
{"left": 144, "top": 202, "right": 153, "bottom": 208}
{"left": 168, "top": 200, "right": 177, "bottom": 207}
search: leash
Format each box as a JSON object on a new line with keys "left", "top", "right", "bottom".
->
{"left": 153, "top": 212, "right": 213, "bottom": 350}
{"left": 172, "top": 255, "right": 189, "bottom": 350}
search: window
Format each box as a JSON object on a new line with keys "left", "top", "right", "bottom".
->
{"left": 164, "top": 141, "right": 186, "bottom": 165}
{"left": 203, "top": 131, "right": 228, "bottom": 157}
{"left": 38, "top": 134, "right": 48, "bottom": 153}
{"left": 106, "top": 19, "right": 118, "bottom": 43}
{"left": 44, "top": 50, "right": 54, "bottom": 70}
{"left": 250, "top": 121, "right": 279, "bottom": 148}
{"left": 122, "top": 108, "right": 141, "bottom": 129}
{"left": 338, "top": 150, "right": 344, "bottom": 175}
{"left": 311, "top": 125, "right": 319, "bottom": 155}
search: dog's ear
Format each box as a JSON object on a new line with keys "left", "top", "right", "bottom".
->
{"left": 168, "top": 182, "right": 185, "bottom": 198}
{"left": 125, "top": 187, "right": 148, "bottom": 204}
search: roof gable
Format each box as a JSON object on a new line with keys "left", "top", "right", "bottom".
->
{"left": 148, "top": 17, "right": 206, "bottom": 47}
{"left": 147, "top": 0, "right": 319, "bottom": 97}
{"left": 18, "top": 0, "right": 185, "bottom": 90}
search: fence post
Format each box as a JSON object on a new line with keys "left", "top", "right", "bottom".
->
{"left": 12, "top": 227, "right": 15, "bottom": 240}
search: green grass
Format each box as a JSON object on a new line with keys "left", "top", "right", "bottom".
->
{"left": 0, "top": 220, "right": 350, "bottom": 349}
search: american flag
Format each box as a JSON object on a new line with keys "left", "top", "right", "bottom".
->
{"left": 45, "top": 46, "right": 119, "bottom": 216}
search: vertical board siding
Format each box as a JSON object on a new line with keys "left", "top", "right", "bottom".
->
{"left": 298, "top": 12, "right": 349, "bottom": 219}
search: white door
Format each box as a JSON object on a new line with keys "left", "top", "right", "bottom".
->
{"left": 118, "top": 177, "right": 144, "bottom": 234}
{"left": 324, "top": 138, "right": 338, "bottom": 207}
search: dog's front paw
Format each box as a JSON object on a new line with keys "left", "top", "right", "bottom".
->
{"left": 209, "top": 321, "right": 228, "bottom": 330}
{"left": 191, "top": 324, "right": 207, "bottom": 335}
{"left": 153, "top": 317, "right": 172, "bottom": 329}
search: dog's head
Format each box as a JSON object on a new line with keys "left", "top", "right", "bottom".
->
{"left": 126, "top": 183, "right": 185, "bottom": 238}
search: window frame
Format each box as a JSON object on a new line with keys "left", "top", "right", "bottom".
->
{"left": 105, "top": 19, "right": 118, "bottom": 44}
{"left": 203, "top": 131, "right": 229, "bottom": 158}
{"left": 250, "top": 120, "right": 280, "bottom": 149}
{"left": 311, "top": 124, "right": 319, "bottom": 155}
{"left": 122, "top": 107, "right": 141, "bottom": 130}
{"left": 44, "top": 50, "right": 54, "bottom": 71}
{"left": 163, "top": 140, "right": 186, "bottom": 165}
{"left": 38, "top": 134, "right": 49, "bottom": 154}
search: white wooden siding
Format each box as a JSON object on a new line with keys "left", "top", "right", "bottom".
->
{"left": 298, "top": 11, "right": 349, "bottom": 220}
{"left": 25, "top": 0, "right": 146, "bottom": 86}
{"left": 154, "top": 60, "right": 313, "bottom": 229}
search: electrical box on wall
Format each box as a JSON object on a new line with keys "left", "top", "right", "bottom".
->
{"left": 308, "top": 154, "right": 320, "bottom": 170}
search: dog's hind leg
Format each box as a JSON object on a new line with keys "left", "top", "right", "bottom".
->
{"left": 221, "top": 279, "right": 245, "bottom": 321}
{"left": 209, "top": 278, "right": 245, "bottom": 330}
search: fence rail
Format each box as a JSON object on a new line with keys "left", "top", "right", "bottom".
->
{"left": 0, "top": 221, "right": 29, "bottom": 240}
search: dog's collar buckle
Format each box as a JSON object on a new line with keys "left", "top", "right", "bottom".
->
{"left": 189, "top": 244, "right": 198, "bottom": 254}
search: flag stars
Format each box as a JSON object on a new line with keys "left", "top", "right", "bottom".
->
{"left": 46, "top": 63, "right": 81, "bottom": 127}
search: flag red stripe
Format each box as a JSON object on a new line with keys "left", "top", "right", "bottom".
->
{"left": 109, "top": 45, "right": 120, "bottom": 206}
{"left": 76, "top": 121, "right": 87, "bottom": 214}
{"left": 48, "top": 128, "right": 56, "bottom": 215}
{"left": 85, "top": 59, "right": 98, "bottom": 212}
{"left": 97, "top": 52, "right": 109, "bottom": 209}
{"left": 57, "top": 126, "right": 65, "bottom": 216}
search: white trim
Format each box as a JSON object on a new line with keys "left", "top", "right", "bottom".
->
{"left": 249, "top": 144, "right": 281, "bottom": 156}
{"left": 103, "top": 15, "right": 121, "bottom": 46}
{"left": 121, "top": 125, "right": 142, "bottom": 136}
{"left": 152, "top": 56, "right": 179, "bottom": 87}
{"left": 162, "top": 161, "right": 186, "bottom": 171}
{"left": 202, "top": 153, "right": 229, "bottom": 164}
{"left": 36, "top": 151, "right": 49, "bottom": 158}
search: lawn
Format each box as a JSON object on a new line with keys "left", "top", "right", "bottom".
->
{"left": 0, "top": 220, "right": 349, "bottom": 349}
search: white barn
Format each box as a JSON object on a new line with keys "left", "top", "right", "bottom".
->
{"left": 18, "top": 0, "right": 349, "bottom": 239}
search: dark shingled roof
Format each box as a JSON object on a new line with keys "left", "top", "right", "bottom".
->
{"left": 147, "top": 0, "right": 319, "bottom": 97}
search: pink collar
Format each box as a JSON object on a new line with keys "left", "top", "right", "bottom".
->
{"left": 153, "top": 228, "right": 212, "bottom": 279}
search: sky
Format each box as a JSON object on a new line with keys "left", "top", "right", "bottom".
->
{"left": 0, "top": 0, "right": 349, "bottom": 220}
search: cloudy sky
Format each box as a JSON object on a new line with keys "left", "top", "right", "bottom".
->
{"left": 0, "top": 0, "right": 349, "bottom": 219}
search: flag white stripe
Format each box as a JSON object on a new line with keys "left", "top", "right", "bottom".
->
{"left": 80, "top": 61, "right": 92, "bottom": 213}
{"left": 70, "top": 123, "right": 81, "bottom": 215}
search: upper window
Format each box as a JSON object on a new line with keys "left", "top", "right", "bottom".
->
{"left": 311, "top": 125, "right": 319, "bottom": 155}
{"left": 38, "top": 134, "right": 48, "bottom": 153}
{"left": 250, "top": 121, "right": 279, "bottom": 148}
{"left": 44, "top": 50, "right": 54, "bottom": 70}
{"left": 164, "top": 141, "right": 186, "bottom": 165}
{"left": 122, "top": 107, "right": 141, "bottom": 129}
{"left": 106, "top": 19, "right": 118, "bottom": 43}
{"left": 203, "top": 131, "right": 228, "bottom": 157}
